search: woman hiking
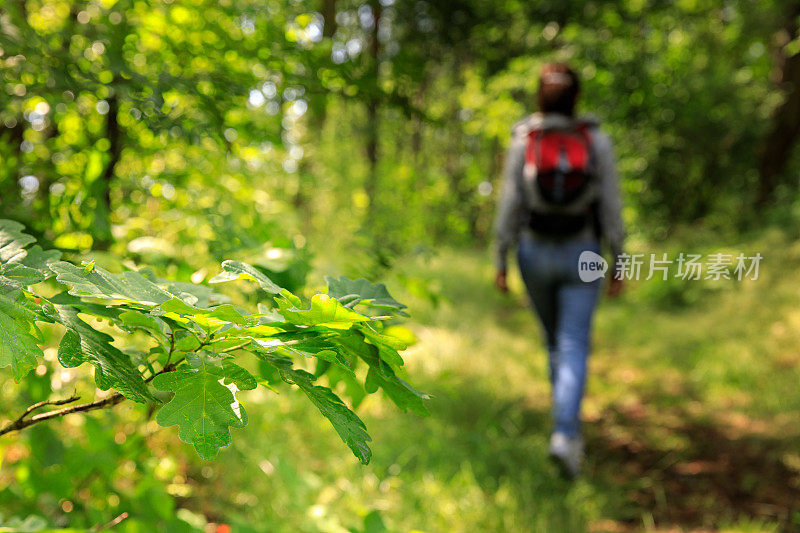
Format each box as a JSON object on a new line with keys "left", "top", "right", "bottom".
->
{"left": 494, "top": 62, "right": 625, "bottom": 478}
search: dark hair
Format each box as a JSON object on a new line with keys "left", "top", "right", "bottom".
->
{"left": 537, "top": 63, "right": 580, "bottom": 116}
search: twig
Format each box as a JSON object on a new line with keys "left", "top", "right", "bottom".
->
{"left": 0, "top": 393, "right": 81, "bottom": 437}
{"left": 0, "top": 356, "right": 186, "bottom": 438}
{"left": 20, "top": 393, "right": 80, "bottom": 419}
{"left": 93, "top": 512, "right": 129, "bottom": 531}
{"left": 0, "top": 393, "right": 124, "bottom": 437}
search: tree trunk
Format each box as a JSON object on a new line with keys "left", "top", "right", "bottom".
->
{"left": 321, "top": 0, "right": 337, "bottom": 38}
{"left": 1, "top": 120, "right": 23, "bottom": 177}
{"left": 103, "top": 95, "right": 121, "bottom": 215}
{"left": 756, "top": 4, "right": 800, "bottom": 206}
{"left": 94, "top": 94, "right": 120, "bottom": 249}
{"left": 364, "top": 1, "right": 381, "bottom": 221}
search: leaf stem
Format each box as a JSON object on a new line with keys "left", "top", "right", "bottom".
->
{"left": 163, "top": 331, "right": 175, "bottom": 369}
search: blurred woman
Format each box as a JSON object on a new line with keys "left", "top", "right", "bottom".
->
{"left": 494, "top": 62, "right": 625, "bottom": 477}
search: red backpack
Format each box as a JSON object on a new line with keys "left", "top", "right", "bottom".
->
{"left": 525, "top": 123, "right": 592, "bottom": 206}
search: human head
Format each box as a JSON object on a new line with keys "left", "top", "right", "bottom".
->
{"left": 537, "top": 63, "right": 580, "bottom": 116}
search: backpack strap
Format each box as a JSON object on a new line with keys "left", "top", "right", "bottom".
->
{"left": 525, "top": 128, "right": 542, "bottom": 167}
{"left": 576, "top": 123, "right": 590, "bottom": 150}
{"left": 575, "top": 121, "right": 597, "bottom": 176}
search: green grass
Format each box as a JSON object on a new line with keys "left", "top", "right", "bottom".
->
{"left": 169, "top": 233, "right": 800, "bottom": 532}
{"left": 4, "top": 232, "right": 798, "bottom": 531}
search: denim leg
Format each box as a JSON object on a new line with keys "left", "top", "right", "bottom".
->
{"left": 552, "top": 279, "right": 600, "bottom": 437}
{"left": 526, "top": 278, "right": 559, "bottom": 383}
{"left": 517, "top": 239, "right": 559, "bottom": 383}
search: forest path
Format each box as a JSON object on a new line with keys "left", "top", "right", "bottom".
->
{"left": 389, "top": 243, "right": 800, "bottom": 531}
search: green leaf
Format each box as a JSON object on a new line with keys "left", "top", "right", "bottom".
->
{"left": 365, "top": 367, "right": 381, "bottom": 394}
{"left": 277, "top": 293, "right": 370, "bottom": 329}
{"left": 135, "top": 268, "right": 232, "bottom": 308}
{"left": 279, "top": 289, "right": 302, "bottom": 307}
{"left": 1, "top": 263, "right": 45, "bottom": 288}
{"left": 334, "top": 332, "right": 429, "bottom": 416}
{"left": 209, "top": 260, "right": 282, "bottom": 294}
{"left": 19, "top": 245, "right": 62, "bottom": 276}
{"left": 153, "top": 352, "right": 257, "bottom": 460}
{"left": 325, "top": 276, "right": 407, "bottom": 314}
{"left": 53, "top": 304, "right": 153, "bottom": 403}
{"left": 363, "top": 510, "right": 388, "bottom": 533}
{"left": 119, "top": 310, "right": 162, "bottom": 331}
{"left": 326, "top": 364, "right": 368, "bottom": 409}
{"left": 258, "top": 351, "right": 372, "bottom": 464}
{"left": 206, "top": 304, "right": 252, "bottom": 326}
{"left": 314, "top": 359, "right": 332, "bottom": 377}
{"left": 118, "top": 310, "right": 168, "bottom": 341}
{"left": 49, "top": 291, "right": 123, "bottom": 322}
{"left": 208, "top": 337, "right": 249, "bottom": 352}
{"left": 173, "top": 331, "right": 201, "bottom": 352}
{"left": 165, "top": 280, "right": 231, "bottom": 308}
{"left": 50, "top": 262, "right": 173, "bottom": 306}
{"left": 153, "top": 297, "right": 200, "bottom": 315}
{"left": 57, "top": 329, "right": 83, "bottom": 367}
{"left": 269, "top": 343, "right": 355, "bottom": 377}
{"left": 358, "top": 324, "right": 407, "bottom": 368}
{"left": 0, "top": 291, "right": 42, "bottom": 382}
{"left": 0, "top": 220, "right": 35, "bottom": 263}
{"left": 0, "top": 222, "right": 59, "bottom": 288}
{"left": 153, "top": 298, "right": 255, "bottom": 333}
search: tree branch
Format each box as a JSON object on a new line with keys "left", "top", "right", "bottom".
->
{"left": 0, "top": 393, "right": 124, "bottom": 438}
{"left": 0, "top": 356, "right": 186, "bottom": 438}
{"left": 19, "top": 393, "right": 80, "bottom": 419}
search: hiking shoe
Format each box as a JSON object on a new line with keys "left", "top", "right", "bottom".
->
{"left": 549, "top": 431, "right": 584, "bottom": 479}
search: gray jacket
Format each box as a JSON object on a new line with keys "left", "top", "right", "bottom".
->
{"left": 494, "top": 112, "right": 625, "bottom": 272}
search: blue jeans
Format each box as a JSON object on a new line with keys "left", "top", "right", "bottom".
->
{"left": 517, "top": 233, "right": 601, "bottom": 438}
